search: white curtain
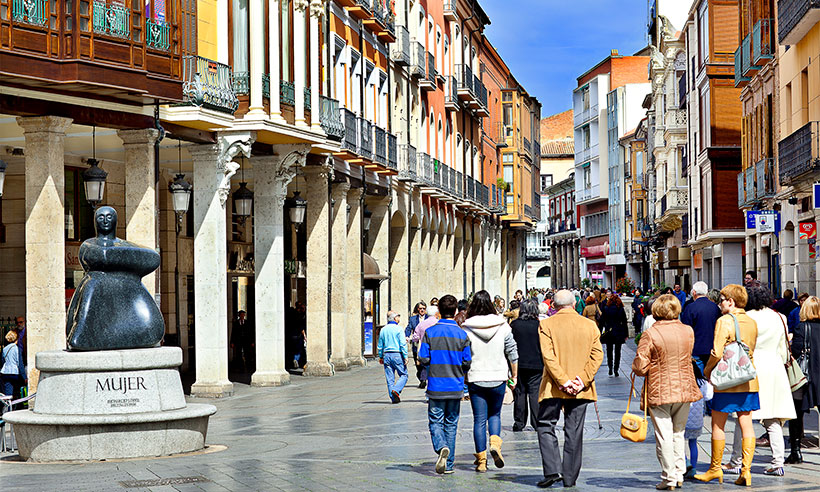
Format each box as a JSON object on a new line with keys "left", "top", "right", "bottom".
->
{"left": 232, "top": 0, "right": 249, "bottom": 72}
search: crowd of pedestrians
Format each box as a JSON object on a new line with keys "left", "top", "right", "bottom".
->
{"left": 373, "top": 275, "right": 820, "bottom": 488}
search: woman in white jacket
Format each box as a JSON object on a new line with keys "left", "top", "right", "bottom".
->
{"left": 461, "top": 290, "right": 519, "bottom": 473}
{"left": 725, "top": 285, "right": 796, "bottom": 476}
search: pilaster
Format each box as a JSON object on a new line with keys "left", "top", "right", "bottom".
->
{"left": 118, "top": 128, "right": 160, "bottom": 296}
{"left": 345, "top": 187, "right": 365, "bottom": 366}
{"left": 303, "top": 161, "right": 334, "bottom": 376}
{"left": 18, "top": 115, "right": 72, "bottom": 390}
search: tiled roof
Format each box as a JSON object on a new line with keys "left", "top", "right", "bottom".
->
{"left": 541, "top": 139, "right": 574, "bottom": 157}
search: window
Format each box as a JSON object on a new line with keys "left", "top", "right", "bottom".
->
{"left": 503, "top": 165, "right": 514, "bottom": 193}
{"left": 584, "top": 211, "right": 609, "bottom": 237}
{"left": 281, "top": 0, "right": 291, "bottom": 81}
{"left": 232, "top": 0, "right": 249, "bottom": 74}
{"left": 540, "top": 174, "right": 553, "bottom": 192}
{"left": 502, "top": 153, "right": 514, "bottom": 163}
{"left": 582, "top": 125, "right": 591, "bottom": 149}
{"left": 583, "top": 166, "right": 591, "bottom": 189}
{"left": 697, "top": 1, "right": 709, "bottom": 66}
{"left": 582, "top": 86, "right": 590, "bottom": 111}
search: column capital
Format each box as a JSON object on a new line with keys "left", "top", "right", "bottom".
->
{"left": 303, "top": 158, "right": 334, "bottom": 180}
{"left": 347, "top": 186, "right": 364, "bottom": 202}
{"left": 190, "top": 132, "right": 256, "bottom": 208}
{"left": 16, "top": 115, "right": 72, "bottom": 134}
{"left": 117, "top": 128, "right": 160, "bottom": 146}
{"left": 309, "top": 0, "right": 325, "bottom": 18}
{"left": 331, "top": 180, "right": 352, "bottom": 198}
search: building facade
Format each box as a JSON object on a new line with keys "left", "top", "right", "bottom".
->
{"left": 0, "top": 0, "right": 535, "bottom": 396}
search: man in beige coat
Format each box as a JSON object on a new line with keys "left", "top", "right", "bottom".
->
{"left": 535, "top": 290, "right": 603, "bottom": 488}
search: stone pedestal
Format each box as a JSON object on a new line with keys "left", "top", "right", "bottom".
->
{"left": 4, "top": 347, "right": 216, "bottom": 461}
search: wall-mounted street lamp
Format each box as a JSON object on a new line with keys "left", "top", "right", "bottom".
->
{"left": 232, "top": 158, "right": 253, "bottom": 225}
{"left": 288, "top": 191, "right": 307, "bottom": 230}
{"left": 363, "top": 205, "right": 372, "bottom": 234}
{"left": 169, "top": 174, "right": 192, "bottom": 226}
{"left": 0, "top": 159, "right": 6, "bottom": 197}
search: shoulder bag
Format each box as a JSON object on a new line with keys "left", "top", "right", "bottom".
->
{"left": 797, "top": 322, "right": 812, "bottom": 384}
{"left": 781, "top": 316, "right": 807, "bottom": 392}
{"left": 620, "top": 373, "right": 648, "bottom": 443}
{"left": 709, "top": 313, "right": 758, "bottom": 391}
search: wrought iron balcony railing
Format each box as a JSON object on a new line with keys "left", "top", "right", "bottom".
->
{"left": 418, "top": 152, "right": 433, "bottom": 185}
{"left": 11, "top": 0, "right": 48, "bottom": 25}
{"left": 390, "top": 25, "right": 410, "bottom": 65}
{"left": 342, "top": 108, "right": 358, "bottom": 153}
{"left": 358, "top": 117, "right": 373, "bottom": 160}
{"left": 320, "top": 96, "right": 345, "bottom": 141}
{"left": 262, "top": 73, "right": 270, "bottom": 98}
{"left": 456, "top": 170, "right": 463, "bottom": 198}
{"left": 745, "top": 165, "right": 755, "bottom": 203}
{"left": 387, "top": 132, "right": 398, "bottom": 171}
{"left": 752, "top": 19, "right": 775, "bottom": 66}
{"left": 741, "top": 34, "right": 757, "bottom": 76}
{"left": 456, "top": 64, "right": 474, "bottom": 99}
{"left": 778, "top": 0, "right": 820, "bottom": 45}
{"left": 427, "top": 52, "right": 437, "bottom": 82}
{"left": 495, "top": 123, "right": 507, "bottom": 147}
{"left": 737, "top": 170, "right": 746, "bottom": 208}
{"left": 477, "top": 182, "right": 489, "bottom": 207}
{"left": 146, "top": 19, "right": 170, "bottom": 50}
{"left": 398, "top": 143, "right": 417, "bottom": 180}
{"left": 779, "top": 121, "right": 820, "bottom": 185}
{"left": 232, "top": 71, "right": 250, "bottom": 95}
{"left": 181, "top": 56, "right": 239, "bottom": 114}
{"left": 372, "top": 126, "right": 387, "bottom": 165}
{"left": 93, "top": 1, "right": 130, "bottom": 38}
{"left": 755, "top": 157, "right": 776, "bottom": 199}
{"left": 443, "top": 1, "right": 458, "bottom": 21}
{"left": 473, "top": 75, "right": 488, "bottom": 110}
{"left": 523, "top": 137, "right": 531, "bottom": 159}
{"left": 734, "top": 45, "right": 750, "bottom": 88}
{"left": 445, "top": 76, "right": 459, "bottom": 109}
{"left": 281, "top": 80, "right": 295, "bottom": 105}
{"left": 410, "top": 41, "right": 425, "bottom": 78}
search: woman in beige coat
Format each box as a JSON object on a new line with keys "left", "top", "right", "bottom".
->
{"left": 632, "top": 294, "right": 702, "bottom": 491}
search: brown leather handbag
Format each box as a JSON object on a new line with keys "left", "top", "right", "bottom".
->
{"left": 621, "top": 373, "right": 648, "bottom": 442}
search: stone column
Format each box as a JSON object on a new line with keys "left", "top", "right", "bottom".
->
{"left": 250, "top": 146, "right": 309, "bottom": 386}
{"left": 293, "top": 0, "right": 309, "bottom": 127}
{"left": 309, "top": 0, "right": 323, "bottom": 132}
{"left": 346, "top": 187, "right": 365, "bottom": 366}
{"left": 390, "top": 209, "right": 409, "bottom": 318}
{"left": 330, "top": 181, "right": 350, "bottom": 370}
{"left": 268, "top": 0, "right": 284, "bottom": 122}
{"left": 118, "top": 129, "right": 160, "bottom": 296}
{"left": 18, "top": 116, "right": 72, "bottom": 389}
{"left": 247, "top": 0, "right": 265, "bottom": 116}
{"left": 189, "top": 132, "right": 255, "bottom": 397}
{"left": 303, "top": 162, "right": 334, "bottom": 376}
{"left": 369, "top": 197, "right": 390, "bottom": 326}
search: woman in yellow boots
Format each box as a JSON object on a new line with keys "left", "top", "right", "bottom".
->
{"left": 695, "top": 284, "right": 760, "bottom": 486}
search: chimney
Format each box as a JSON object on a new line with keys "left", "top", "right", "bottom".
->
{"left": 611, "top": 49, "right": 619, "bottom": 57}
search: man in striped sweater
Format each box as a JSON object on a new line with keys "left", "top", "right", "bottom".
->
{"left": 418, "top": 295, "right": 472, "bottom": 474}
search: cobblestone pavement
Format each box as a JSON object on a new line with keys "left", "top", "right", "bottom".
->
{"left": 3, "top": 342, "right": 820, "bottom": 491}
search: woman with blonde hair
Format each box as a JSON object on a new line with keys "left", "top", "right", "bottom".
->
{"left": 788, "top": 296, "right": 820, "bottom": 464}
{"left": 632, "top": 294, "right": 703, "bottom": 490}
{"left": 724, "top": 285, "right": 795, "bottom": 476}
{"left": 1, "top": 330, "right": 26, "bottom": 399}
{"left": 696, "top": 285, "right": 760, "bottom": 486}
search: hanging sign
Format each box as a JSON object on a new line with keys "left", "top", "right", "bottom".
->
{"left": 746, "top": 210, "right": 780, "bottom": 234}
{"left": 799, "top": 222, "right": 817, "bottom": 240}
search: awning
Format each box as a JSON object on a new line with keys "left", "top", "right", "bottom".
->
{"left": 363, "top": 253, "right": 388, "bottom": 280}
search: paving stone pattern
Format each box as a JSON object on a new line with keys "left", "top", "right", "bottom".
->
{"left": 3, "top": 342, "right": 820, "bottom": 491}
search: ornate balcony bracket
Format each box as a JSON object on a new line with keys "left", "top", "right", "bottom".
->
{"left": 217, "top": 132, "right": 256, "bottom": 207}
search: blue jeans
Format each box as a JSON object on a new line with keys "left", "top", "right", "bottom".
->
{"left": 468, "top": 382, "right": 506, "bottom": 452}
{"left": 383, "top": 352, "right": 408, "bottom": 399}
{"left": 428, "top": 398, "right": 461, "bottom": 470}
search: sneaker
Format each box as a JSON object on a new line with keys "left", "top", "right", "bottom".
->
{"left": 764, "top": 467, "right": 784, "bottom": 476}
{"left": 435, "top": 447, "right": 450, "bottom": 474}
{"left": 391, "top": 390, "right": 401, "bottom": 403}
{"left": 418, "top": 381, "right": 427, "bottom": 389}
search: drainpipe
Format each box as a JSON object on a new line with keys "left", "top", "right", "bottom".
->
{"left": 327, "top": 165, "right": 333, "bottom": 363}
{"left": 361, "top": 164, "right": 366, "bottom": 357}
{"left": 405, "top": 0, "right": 412, "bottom": 311}
{"left": 325, "top": 1, "right": 332, "bottom": 96}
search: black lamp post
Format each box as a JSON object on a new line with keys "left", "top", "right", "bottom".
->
{"left": 0, "top": 159, "right": 6, "bottom": 198}
{"left": 288, "top": 191, "right": 307, "bottom": 231}
{"left": 82, "top": 158, "right": 108, "bottom": 209}
{"left": 168, "top": 173, "right": 193, "bottom": 232}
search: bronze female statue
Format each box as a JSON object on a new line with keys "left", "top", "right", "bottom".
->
{"left": 66, "top": 206, "right": 165, "bottom": 350}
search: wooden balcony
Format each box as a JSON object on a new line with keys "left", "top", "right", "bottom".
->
{"left": 0, "top": 0, "right": 189, "bottom": 104}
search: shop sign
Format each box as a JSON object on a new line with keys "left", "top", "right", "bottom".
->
{"left": 692, "top": 251, "right": 703, "bottom": 269}
{"left": 746, "top": 210, "right": 780, "bottom": 234}
{"left": 814, "top": 183, "right": 820, "bottom": 209}
{"left": 799, "top": 222, "right": 817, "bottom": 240}
{"left": 580, "top": 242, "right": 609, "bottom": 257}
{"left": 811, "top": 243, "right": 817, "bottom": 260}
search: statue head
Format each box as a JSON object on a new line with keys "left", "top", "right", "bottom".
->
{"left": 94, "top": 206, "right": 117, "bottom": 238}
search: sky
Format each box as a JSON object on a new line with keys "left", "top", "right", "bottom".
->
{"left": 481, "top": 0, "right": 649, "bottom": 118}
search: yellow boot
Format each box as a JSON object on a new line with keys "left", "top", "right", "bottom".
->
{"left": 735, "top": 438, "right": 755, "bottom": 487}
{"left": 489, "top": 435, "right": 505, "bottom": 468}
{"left": 474, "top": 452, "right": 487, "bottom": 472}
{"left": 694, "top": 439, "right": 725, "bottom": 483}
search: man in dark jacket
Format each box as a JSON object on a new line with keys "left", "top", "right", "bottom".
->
{"left": 680, "top": 281, "right": 721, "bottom": 370}
{"left": 773, "top": 289, "right": 799, "bottom": 317}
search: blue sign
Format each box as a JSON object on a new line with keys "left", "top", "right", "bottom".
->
{"left": 745, "top": 210, "right": 780, "bottom": 234}
{"left": 814, "top": 183, "right": 820, "bottom": 209}
{"left": 363, "top": 321, "right": 373, "bottom": 355}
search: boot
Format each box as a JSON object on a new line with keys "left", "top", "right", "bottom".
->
{"left": 474, "top": 452, "right": 487, "bottom": 472}
{"left": 785, "top": 436, "right": 803, "bottom": 464}
{"left": 694, "top": 439, "right": 725, "bottom": 483}
{"left": 734, "top": 438, "right": 755, "bottom": 486}
{"left": 489, "top": 435, "right": 505, "bottom": 468}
